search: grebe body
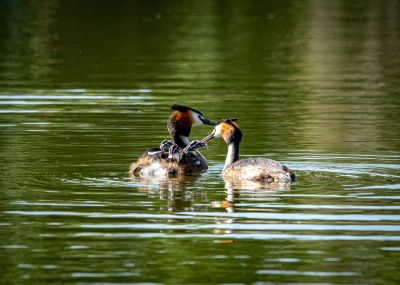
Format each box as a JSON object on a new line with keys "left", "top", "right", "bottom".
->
{"left": 224, "top": 157, "right": 294, "bottom": 182}
{"left": 129, "top": 147, "right": 208, "bottom": 177}
{"left": 129, "top": 105, "right": 214, "bottom": 177}
{"left": 201, "top": 119, "right": 295, "bottom": 183}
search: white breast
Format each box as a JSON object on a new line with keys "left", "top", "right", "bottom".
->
{"left": 140, "top": 161, "right": 169, "bottom": 177}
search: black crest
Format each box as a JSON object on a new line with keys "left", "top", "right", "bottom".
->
{"left": 218, "top": 118, "right": 242, "bottom": 144}
{"left": 217, "top": 118, "right": 238, "bottom": 124}
{"left": 171, "top": 104, "right": 203, "bottom": 116}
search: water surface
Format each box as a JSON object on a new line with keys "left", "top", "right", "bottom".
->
{"left": 1, "top": 1, "right": 400, "bottom": 284}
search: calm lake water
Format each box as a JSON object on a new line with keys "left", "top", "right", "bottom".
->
{"left": 1, "top": 1, "right": 400, "bottom": 284}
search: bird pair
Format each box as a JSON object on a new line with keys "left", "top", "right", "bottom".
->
{"left": 129, "top": 104, "right": 295, "bottom": 183}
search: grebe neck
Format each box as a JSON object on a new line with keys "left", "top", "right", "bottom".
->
{"left": 224, "top": 142, "right": 240, "bottom": 170}
{"left": 174, "top": 134, "right": 190, "bottom": 148}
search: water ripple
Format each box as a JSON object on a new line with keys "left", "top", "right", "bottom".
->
{"left": 5, "top": 210, "right": 400, "bottom": 222}
{"left": 66, "top": 232, "right": 400, "bottom": 242}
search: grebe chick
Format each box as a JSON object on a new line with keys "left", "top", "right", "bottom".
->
{"left": 129, "top": 105, "right": 215, "bottom": 177}
{"left": 201, "top": 119, "right": 295, "bottom": 183}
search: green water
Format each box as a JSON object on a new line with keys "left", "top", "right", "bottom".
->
{"left": 1, "top": 1, "right": 400, "bottom": 284}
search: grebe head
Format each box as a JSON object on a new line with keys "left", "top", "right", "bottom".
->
{"left": 170, "top": 104, "right": 215, "bottom": 126}
{"left": 168, "top": 104, "right": 215, "bottom": 148}
{"left": 202, "top": 118, "right": 242, "bottom": 145}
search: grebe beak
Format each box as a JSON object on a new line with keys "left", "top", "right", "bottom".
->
{"left": 200, "top": 117, "right": 216, "bottom": 126}
{"left": 202, "top": 131, "right": 216, "bottom": 143}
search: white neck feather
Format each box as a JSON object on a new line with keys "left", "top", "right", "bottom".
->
{"left": 224, "top": 142, "right": 239, "bottom": 170}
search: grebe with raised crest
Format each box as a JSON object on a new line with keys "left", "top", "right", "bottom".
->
{"left": 129, "top": 105, "right": 215, "bottom": 177}
{"left": 200, "top": 119, "right": 295, "bottom": 183}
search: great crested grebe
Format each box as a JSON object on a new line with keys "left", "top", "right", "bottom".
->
{"left": 200, "top": 119, "right": 295, "bottom": 183}
{"left": 129, "top": 104, "right": 215, "bottom": 177}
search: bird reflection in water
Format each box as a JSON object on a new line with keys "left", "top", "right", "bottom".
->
{"left": 211, "top": 179, "right": 292, "bottom": 213}
{"left": 209, "top": 179, "right": 292, "bottom": 239}
{"left": 129, "top": 174, "right": 208, "bottom": 212}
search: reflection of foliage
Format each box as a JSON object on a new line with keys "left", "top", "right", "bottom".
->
{"left": 1, "top": 1, "right": 399, "bottom": 153}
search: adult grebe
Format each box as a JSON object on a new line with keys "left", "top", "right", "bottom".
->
{"left": 201, "top": 119, "right": 295, "bottom": 183}
{"left": 129, "top": 105, "right": 215, "bottom": 177}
